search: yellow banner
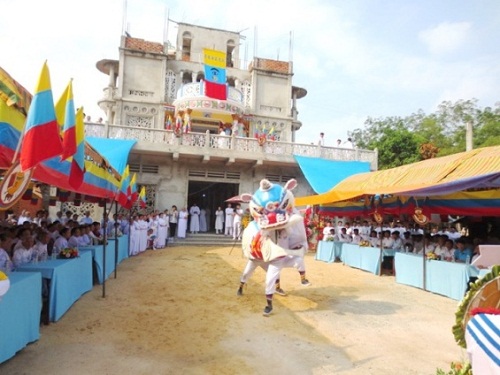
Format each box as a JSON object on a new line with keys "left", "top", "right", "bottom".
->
{"left": 203, "top": 48, "right": 226, "bottom": 68}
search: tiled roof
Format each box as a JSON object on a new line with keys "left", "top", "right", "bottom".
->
{"left": 125, "top": 37, "right": 164, "bottom": 54}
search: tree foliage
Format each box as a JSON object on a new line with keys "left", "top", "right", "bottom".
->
{"left": 350, "top": 99, "right": 500, "bottom": 169}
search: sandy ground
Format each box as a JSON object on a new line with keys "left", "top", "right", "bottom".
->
{"left": 0, "top": 245, "right": 466, "bottom": 375}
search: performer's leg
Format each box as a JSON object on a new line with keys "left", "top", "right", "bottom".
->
{"left": 293, "top": 256, "right": 311, "bottom": 286}
{"left": 263, "top": 259, "right": 285, "bottom": 316}
{"left": 237, "top": 260, "right": 260, "bottom": 296}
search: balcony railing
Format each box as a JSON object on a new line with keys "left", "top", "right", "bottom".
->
{"left": 85, "top": 123, "right": 378, "bottom": 169}
{"left": 176, "top": 82, "right": 243, "bottom": 104}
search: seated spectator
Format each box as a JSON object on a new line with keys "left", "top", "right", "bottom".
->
{"left": 391, "top": 231, "right": 403, "bottom": 251}
{"left": 433, "top": 235, "right": 448, "bottom": 259}
{"left": 13, "top": 234, "right": 36, "bottom": 268}
{"left": 322, "top": 220, "right": 334, "bottom": 238}
{"left": 454, "top": 238, "right": 473, "bottom": 263}
{"left": 0, "top": 233, "right": 13, "bottom": 272}
{"left": 335, "top": 227, "right": 351, "bottom": 242}
{"left": 324, "top": 228, "right": 335, "bottom": 241}
{"left": 381, "top": 230, "right": 393, "bottom": 249}
{"left": 33, "top": 231, "right": 50, "bottom": 262}
{"left": 53, "top": 228, "right": 71, "bottom": 256}
{"left": 351, "top": 228, "right": 362, "bottom": 245}
{"left": 441, "top": 239, "right": 456, "bottom": 262}
{"left": 412, "top": 234, "right": 424, "bottom": 254}
{"left": 369, "top": 230, "right": 379, "bottom": 247}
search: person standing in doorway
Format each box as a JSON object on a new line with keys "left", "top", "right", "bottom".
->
{"left": 177, "top": 207, "right": 188, "bottom": 238}
{"left": 189, "top": 203, "right": 200, "bottom": 234}
{"left": 224, "top": 203, "right": 234, "bottom": 236}
{"left": 215, "top": 206, "right": 224, "bottom": 234}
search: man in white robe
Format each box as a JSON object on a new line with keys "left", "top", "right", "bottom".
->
{"left": 177, "top": 208, "right": 188, "bottom": 238}
{"left": 189, "top": 204, "right": 200, "bottom": 234}
{"left": 224, "top": 203, "right": 234, "bottom": 236}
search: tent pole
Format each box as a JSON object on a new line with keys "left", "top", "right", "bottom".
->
{"left": 102, "top": 199, "right": 107, "bottom": 298}
{"left": 422, "top": 226, "right": 427, "bottom": 291}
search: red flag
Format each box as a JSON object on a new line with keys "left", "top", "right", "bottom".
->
{"left": 20, "top": 62, "right": 63, "bottom": 171}
{"left": 204, "top": 81, "right": 227, "bottom": 100}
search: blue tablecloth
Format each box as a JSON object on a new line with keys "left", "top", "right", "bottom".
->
{"left": 316, "top": 241, "right": 342, "bottom": 263}
{"left": 394, "top": 253, "right": 469, "bottom": 300}
{"left": 0, "top": 272, "right": 42, "bottom": 364}
{"left": 79, "top": 244, "right": 116, "bottom": 284}
{"left": 426, "top": 259, "right": 469, "bottom": 301}
{"left": 395, "top": 252, "right": 424, "bottom": 289}
{"left": 341, "top": 244, "right": 381, "bottom": 275}
{"left": 108, "top": 235, "right": 129, "bottom": 264}
{"left": 16, "top": 251, "right": 93, "bottom": 321}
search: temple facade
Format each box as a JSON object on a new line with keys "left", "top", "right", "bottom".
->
{"left": 87, "top": 22, "right": 377, "bottom": 228}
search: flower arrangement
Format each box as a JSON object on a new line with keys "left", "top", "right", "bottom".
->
{"left": 59, "top": 248, "right": 79, "bottom": 259}
{"left": 426, "top": 252, "right": 439, "bottom": 260}
{"left": 359, "top": 240, "right": 371, "bottom": 247}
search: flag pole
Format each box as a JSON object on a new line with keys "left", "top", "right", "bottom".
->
{"left": 114, "top": 201, "right": 119, "bottom": 279}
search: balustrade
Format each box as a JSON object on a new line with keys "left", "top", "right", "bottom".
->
{"left": 84, "top": 123, "right": 377, "bottom": 167}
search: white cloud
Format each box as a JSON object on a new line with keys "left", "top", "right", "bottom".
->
{"left": 419, "top": 21, "right": 472, "bottom": 55}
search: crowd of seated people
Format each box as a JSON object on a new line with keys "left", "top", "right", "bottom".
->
{"left": 318, "top": 218, "right": 499, "bottom": 265}
{"left": 0, "top": 209, "right": 130, "bottom": 273}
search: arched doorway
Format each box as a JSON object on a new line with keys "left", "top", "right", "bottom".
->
{"left": 187, "top": 181, "right": 239, "bottom": 232}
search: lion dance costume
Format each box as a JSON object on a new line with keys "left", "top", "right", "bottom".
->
{"left": 239, "top": 179, "right": 309, "bottom": 316}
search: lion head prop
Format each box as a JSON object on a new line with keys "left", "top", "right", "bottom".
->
{"left": 241, "top": 179, "right": 306, "bottom": 262}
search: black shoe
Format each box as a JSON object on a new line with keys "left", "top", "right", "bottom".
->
{"left": 237, "top": 287, "right": 243, "bottom": 296}
{"left": 263, "top": 305, "right": 273, "bottom": 316}
{"left": 301, "top": 279, "right": 311, "bottom": 286}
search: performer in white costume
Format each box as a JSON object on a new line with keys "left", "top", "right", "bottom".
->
{"left": 129, "top": 216, "right": 140, "bottom": 256}
{"left": 199, "top": 208, "right": 207, "bottom": 232}
{"left": 138, "top": 214, "right": 148, "bottom": 253}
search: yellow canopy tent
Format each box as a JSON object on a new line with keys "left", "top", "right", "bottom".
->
{"left": 295, "top": 145, "right": 500, "bottom": 207}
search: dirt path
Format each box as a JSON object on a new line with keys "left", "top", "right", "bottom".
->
{"left": 0, "top": 246, "right": 465, "bottom": 374}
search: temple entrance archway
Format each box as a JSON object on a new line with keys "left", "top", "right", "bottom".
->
{"left": 187, "top": 181, "right": 239, "bottom": 232}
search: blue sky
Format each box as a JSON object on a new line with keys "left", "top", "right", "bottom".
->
{"left": 1, "top": 0, "right": 499, "bottom": 146}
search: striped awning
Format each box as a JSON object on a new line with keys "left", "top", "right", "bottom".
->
{"left": 295, "top": 145, "right": 500, "bottom": 206}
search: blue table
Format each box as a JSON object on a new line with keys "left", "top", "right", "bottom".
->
{"left": 394, "top": 253, "right": 469, "bottom": 300}
{"left": 108, "top": 235, "right": 129, "bottom": 264}
{"left": 16, "top": 251, "right": 93, "bottom": 321}
{"left": 341, "top": 244, "right": 381, "bottom": 275}
{"left": 0, "top": 272, "right": 42, "bottom": 364}
{"left": 395, "top": 252, "right": 424, "bottom": 289}
{"left": 426, "top": 259, "right": 469, "bottom": 301}
{"left": 316, "top": 241, "right": 342, "bottom": 263}
{"left": 79, "top": 244, "right": 116, "bottom": 284}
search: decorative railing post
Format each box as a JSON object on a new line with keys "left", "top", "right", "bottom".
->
{"left": 205, "top": 130, "right": 210, "bottom": 150}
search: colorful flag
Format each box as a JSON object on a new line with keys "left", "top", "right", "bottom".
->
{"left": 139, "top": 185, "right": 146, "bottom": 208}
{"left": 203, "top": 48, "right": 227, "bottom": 100}
{"left": 68, "top": 107, "right": 85, "bottom": 188}
{"left": 20, "top": 62, "right": 63, "bottom": 171}
{"left": 117, "top": 165, "right": 130, "bottom": 207}
{"left": 55, "top": 80, "right": 76, "bottom": 160}
{"left": 127, "top": 173, "right": 138, "bottom": 209}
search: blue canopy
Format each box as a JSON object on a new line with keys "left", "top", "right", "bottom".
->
{"left": 294, "top": 155, "right": 371, "bottom": 194}
{"left": 87, "top": 137, "right": 136, "bottom": 176}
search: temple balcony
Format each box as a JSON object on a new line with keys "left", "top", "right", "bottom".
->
{"left": 85, "top": 122, "right": 378, "bottom": 170}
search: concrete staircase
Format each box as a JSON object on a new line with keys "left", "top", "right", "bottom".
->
{"left": 167, "top": 232, "right": 241, "bottom": 247}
